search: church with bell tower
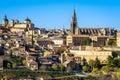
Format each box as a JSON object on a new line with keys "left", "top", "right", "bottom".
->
{"left": 70, "top": 10, "right": 116, "bottom": 36}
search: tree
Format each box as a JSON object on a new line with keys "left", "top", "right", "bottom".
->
{"left": 59, "top": 64, "right": 65, "bottom": 71}
{"left": 113, "top": 58, "right": 120, "bottom": 67}
{"left": 0, "top": 64, "right": 2, "bottom": 68}
{"left": 12, "top": 63, "right": 17, "bottom": 68}
{"left": 88, "top": 59, "right": 95, "bottom": 68}
{"left": 31, "top": 30, "right": 35, "bottom": 47}
{"left": 83, "top": 37, "right": 92, "bottom": 45}
{"left": 82, "top": 66, "right": 89, "bottom": 72}
{"left": 107, "top": 56, "right": 113, "bottom": 67}
{"left": 107, "top": 40, "right": 116, "bottom": 46}
{"left": 67, "top": 65, "right": 72, "bottom": 72}
{"left": 94, "top": 57, "right": 101, "bottom": 68}
{"left": 7, "top": 63, "right": 11, "bottom": 69}
{"left": 91, "top": 68, "right": 99, "bottom": 75}
{"left": 40, "top": 65, "right": 48, "bottom": 71}
{"left": 81, "top": 57, "right": 87, "bottom": 66}
{"left": 52, "top": 64, "right": 59, "bottom": 71}
{"left": 101, "top": 66, "right": 110, "bottom": 73}
{"left": 114, "top": 51, "right": 120, "bottom": 57}
{"left": 88, "top": 58, "right": 100, "bottom": 69}
{"left": 117, "top": 72, "right": 120, "bottom": 79}
{"left": 47, "top": 66, "right": 52, "bottom": 71}
{"left": 23, "top": 60, "right": 28, "bottom": 67}
{"left": 70, "top": 61, "right": 77, "bottom": 70}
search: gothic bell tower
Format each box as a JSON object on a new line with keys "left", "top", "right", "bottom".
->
{"left": 70, "top": 10, "right": 79, "bottom": 35}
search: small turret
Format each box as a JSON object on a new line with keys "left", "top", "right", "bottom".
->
{"left": 2, "top": 15, "right": 9, "bottom": 27}
{"left": 24, "top": 17, "right": 31, "bottom": 24}
{"left": 10, "top": 20, "right": 15, "bottom": 27}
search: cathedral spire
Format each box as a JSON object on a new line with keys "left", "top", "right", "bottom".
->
{"left": 70, "top": 9, "right": 79, "bottom": 35}
{"left": 72, "top": 9, "right": 77, "bottom": 22}
{"left": 4, "top": 15, "right": 7, "bottom": 19}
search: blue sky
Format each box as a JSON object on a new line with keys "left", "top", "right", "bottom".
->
{"left": 0, "top": 0, "right": 120, "bottom": 29}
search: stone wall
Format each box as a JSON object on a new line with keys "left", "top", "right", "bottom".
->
{"left": 70, "top": 50, "right": 112, "bottom": 63}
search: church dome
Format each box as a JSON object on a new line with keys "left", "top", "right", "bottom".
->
{"left": 25, "top": 17, "right": 31, "bottom": 22}
{"left": 3, "top": 15, "right": 8, "bottom": 21}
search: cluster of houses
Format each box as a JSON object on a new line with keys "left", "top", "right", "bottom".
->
{"left": 0, "top": 11, "right": 120, "bottom": 72}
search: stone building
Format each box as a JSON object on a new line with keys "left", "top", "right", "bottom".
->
{"left": 37, "top": 39, "right": 53, "bottom": 47}
{"left": 70, "top": 48, "right": 112, "bottom": 63}
{"left": 66, "top": 35, "right": 88, "bottom": 46}
{"left": 10, "top": 17, "right": 34, "bottom": 33}
{"left": 91, "top": 36, "right": 113, "bottom": 47}
{"left": 52, "top": 38, "right": 64, "bottom": 47}
{"left": 70, "top": 10, "right": 116, "bottom": 36}
{"left": 66, "top": 34, "right": 113, "bottom": 47}
{"left": 2, "top": 15, "right": 9, "bottom": 27}
{"left": 117, "top": 31, "right": 120, "bottom": 47}
{"left": 35, "top": 28, "right": 46, "bottom": 34}
{"left": 79, "top": 28, "right": 115, "bottom": 36}
{"left": 0, "top": 16, "right": 34, "bottom": 33}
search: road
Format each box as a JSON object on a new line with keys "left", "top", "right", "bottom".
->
{"left": 75, "top": 73, "right": 89, "bottom": 77}
{"left": 52, "top": 73, "right": 90, "bottom": 79}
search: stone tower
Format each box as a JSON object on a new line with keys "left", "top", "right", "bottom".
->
{"left": 2, "top": 15, "right": 8, "bottom": 27}
{"left": 70, "top": 10, "right": 79, "bottom": 35}
{"left": 10, "top": 20, "right": 15, "bottom": 27}
{"left": 24, "top": 17, "right": 31, "bottom": 24}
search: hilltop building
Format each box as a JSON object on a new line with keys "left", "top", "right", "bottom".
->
{"left": 70, "top": 10, "right": 116, "bottom": 36}
{"left": 10, "top": 17, "right": 34, "bottom": 33}
{"left": 70, "top": 48, "right": 112, "bottom": 63}
{"left": 68, "top": 10, "right": 116, "bottom": 63}
{"left": 0, "top": 16, "right": 34, "bottom": 34}
{"left": 66, "top": 34, "right": 114, "bottom": 47}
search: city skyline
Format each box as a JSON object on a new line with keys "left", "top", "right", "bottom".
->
{"left": 1, "top": 0, "right": 120, "bottom": 29}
